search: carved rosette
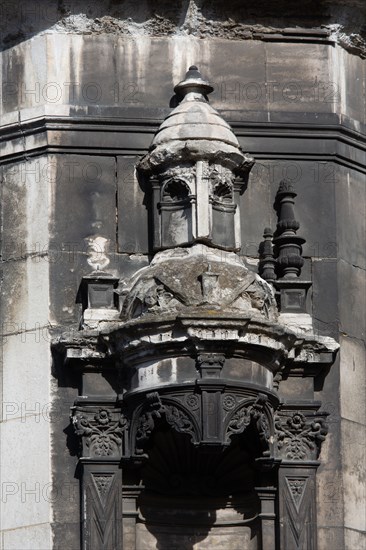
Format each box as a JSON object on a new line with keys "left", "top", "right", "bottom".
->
{"left": 275, "top": 411, "right": 329, "bottom": 461}
{"left": 72, "top": 406, "right": 128, "bottom": 459}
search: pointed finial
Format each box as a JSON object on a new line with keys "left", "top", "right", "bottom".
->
{"left": 174, "top": 65, "right": 214, "bottom": 99}
{"left": 273, "top": 180, "right": 305, "bottom": 278}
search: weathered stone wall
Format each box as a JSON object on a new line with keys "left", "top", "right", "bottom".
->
{"left": 0, "top": 2, "right": 365, "bottom": 549}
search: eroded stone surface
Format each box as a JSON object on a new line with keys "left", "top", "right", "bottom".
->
{"left": 1, "top": 0, "right": 365, "bottom": 58}
{"left": 120, "top": 244, "right": 278, "bottom": 321}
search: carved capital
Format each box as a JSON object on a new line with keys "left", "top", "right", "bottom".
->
{"left": 275, "top": 411, "right": 328, "bottom": 461}
{"left": 72, "top": 406, "right": 128, "bottom": 459}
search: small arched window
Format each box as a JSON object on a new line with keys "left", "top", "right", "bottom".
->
{"left": 210, "top": 179, "right": 236, "bottom": 249}
{"left": 162, "top": 180, "right": 190, "bottom": 203}
{"left": 160, "top": 179, "right": 193, "bottom": 247}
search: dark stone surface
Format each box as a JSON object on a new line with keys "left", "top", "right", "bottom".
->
{"left": 117, "top": 156, "right": 149, "bottom": 254}
{"left": 312, "top": 259, "right": 339, "bottom": 340}
{"left": 51, "top": 155, "right": 116, "bottom": 247}
{"left": 337, "top": 259, "right": 366, "bottom": 341}
{"left": 49, "top": 250, "right": 149, "bottom": 325}
{"left": 81, "top": 371, "right": 120, "bottom": 397}
{"left": 278, "top": 376, "right": 314, "bottom": 400}
{"left": 51, "top": 522, "right": 81, "bottom": 550}
{"left": 335, "top": 166, "right": 366, "bottom": 270}
{"left": 240, "top": 160, "right": 337, "bottom": 260}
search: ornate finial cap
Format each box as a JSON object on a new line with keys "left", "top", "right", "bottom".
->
{"left": 277, "top": 178, "right": 296, "bottom": 197}
{"left": 174, "top": 65, "right": 214, "bottom": 98}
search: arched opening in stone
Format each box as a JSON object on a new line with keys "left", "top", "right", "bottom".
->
{"left": 160, "top": 179, "right": 193, "bottom": 247}
{"left": 210, "top": 181, "right": 236, "bottom": 249}
{"left": 135, "top": 418, "right": 262, "bottom": 550}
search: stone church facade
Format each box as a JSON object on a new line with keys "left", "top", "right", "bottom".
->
{"left": 0, "top": 2, "right": 365, "bottom": 550}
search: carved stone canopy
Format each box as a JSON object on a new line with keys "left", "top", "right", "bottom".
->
{"left": 138, "top": 65, "right": 254, "bottom": 176}
{"left": 137, "top": 66, "right": 254, "bottom": 252}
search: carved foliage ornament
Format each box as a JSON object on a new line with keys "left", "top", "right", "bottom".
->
{"left": 72, "top": 407, "right": 128, "bottom": 458}
{"left": 93, "top": 474, "right": 114, "bottom": 503}
{"left": 226, "top": 394, "right": 272, "bottom": 453}
{"left": 275, "top": 411, "right": 328, "bottom": 460}
{"left": 135, "top": 392, "right": 197, "bottom": 454}
{"left": 286, "top": 477, "right": 307, "bottom": 510}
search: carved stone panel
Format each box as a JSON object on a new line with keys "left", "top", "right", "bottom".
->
{"left": 82, "top": 463, "right": 123, "bottom": 550}
{"left": 278, "top": 465, "right": 318, "bottom": 550}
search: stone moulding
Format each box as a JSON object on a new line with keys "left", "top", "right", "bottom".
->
{"left": 56, "top": 312, "right": 338, "bottom": 378}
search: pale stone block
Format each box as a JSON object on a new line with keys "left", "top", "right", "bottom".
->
{"left": 1, "top": 333, "right": 51, "bottom": 422}
{"left": 1, "top": 36, "right": 47, "bottom": 113}
{"left": 340, "top": 334, "right": 366, "bottom": 425}
{"left": 0, "top": 110, "right": 19, "bottom": 127}
{"left": 2, "top": 156, "right": 50, "bottom": 261}
{"left": 338, "top": 259, "right": 366, "bottom": 341}
{"left": 317, "top": 526, "right": 345, "bottom": 550}
{"left": 1, "top": 258, "right": 50, "bottom": 329}
{"left": 0, "top": 418, "right": 51, "bottom": 530}
{"left": 341, "top": 419, "right": 366, "bottom": 532}
{"left": 19, "top": 105, "right": 47, "bottom": 122}
{"left": 0, "top": 138, "right": 29, "bottom": 165}
{"left": 1, "top": 523, "right": 52, "bottom": 550}
{"left": 317, "top": 467, "right": 344, "bottom": 528}
{"left": 344, "top": 527, "right": 366, "bottom": 550}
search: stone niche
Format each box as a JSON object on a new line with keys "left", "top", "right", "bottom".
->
{"left": 56, "top": 66, "right": 339, "bottom": 550}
